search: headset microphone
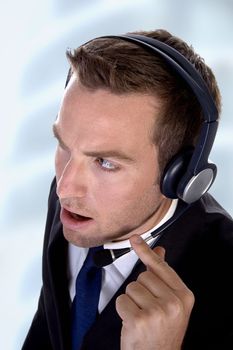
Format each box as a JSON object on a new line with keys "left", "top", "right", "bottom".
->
{"left": 93, "top": 200, "right": 189, "bottom": 267}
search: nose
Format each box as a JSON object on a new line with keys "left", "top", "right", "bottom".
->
{"left": 56, "top": 158, "right": 88, "bottom": 199}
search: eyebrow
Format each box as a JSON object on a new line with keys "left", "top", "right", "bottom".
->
{"left": 52, "top": 123, "right": 135, "bottom": 163}
{"left": 52, "top": 123, "right": 69, "bottom": 150}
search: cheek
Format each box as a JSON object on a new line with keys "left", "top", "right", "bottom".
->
{"left": 94, "top": 145, "right": 160, "bottom": 206}
{"left": 96, "top": 172, "right": 157, "bottom": 209}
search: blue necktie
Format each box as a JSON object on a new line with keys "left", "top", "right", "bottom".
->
{"left": 71, "top": 246, "right": 103, "bottom": 350}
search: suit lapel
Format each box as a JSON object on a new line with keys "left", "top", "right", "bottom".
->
{"left": 45, "top": 194, "right": 71, "bottom": 350}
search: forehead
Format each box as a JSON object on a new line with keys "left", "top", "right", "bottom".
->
{"left": 57, "top": 77, "right": 161, "bottom": 149}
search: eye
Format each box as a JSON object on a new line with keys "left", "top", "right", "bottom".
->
{"left": 97, "top": 158, "right": 117, "bottom": 171}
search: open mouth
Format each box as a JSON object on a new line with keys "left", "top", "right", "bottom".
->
{"left": 60, "top": 207, "right": 94, "bottom": 230}
{"left": 69, "top": 211, "right": 92, "bottom": 221}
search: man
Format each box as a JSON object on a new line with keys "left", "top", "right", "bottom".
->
{"left": 22, "top": 29, "right": 233, "bottom": 349}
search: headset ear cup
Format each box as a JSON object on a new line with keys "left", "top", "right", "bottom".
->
{"left": 177, "top": 162, "right": 217, "bottom": 203}
{"left": 161, "top": 148, "right": 194, "bottom": 199}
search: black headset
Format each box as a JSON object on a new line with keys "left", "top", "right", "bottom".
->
{"left": 66, "top": 34, "right": 219, "bottom": 204}
{"left": 100, "top": 34, "right": 219, "bottom": 204}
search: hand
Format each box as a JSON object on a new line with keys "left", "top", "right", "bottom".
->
{"left": 115, "top": 235, "right": 195, "bottom": 350}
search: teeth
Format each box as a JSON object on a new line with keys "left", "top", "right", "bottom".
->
{"left": 71, "top": 213, "right": 79, "bottom": 219}
{"left": 70, "top": 212, "right": 90, "bottom": 220}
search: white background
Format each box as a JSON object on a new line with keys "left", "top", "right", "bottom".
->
{"left": 0, "top": 1, "right": 232, "bottom": 349}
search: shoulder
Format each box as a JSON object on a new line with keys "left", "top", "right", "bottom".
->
{"left": 192, "top": 193, "right": 233, "bottom": 251}
{"left": 199, "top": 193, "right": 232, "bottom": 231}
{"left": 185, "top": 192, "right": 233, "bottom": 229}
{"left": 199, "top": 193, "right": 232, "bottom": 219}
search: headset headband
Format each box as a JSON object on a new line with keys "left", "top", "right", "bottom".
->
{"left": 98, "top": 34, "right": 219, "bottom": 203}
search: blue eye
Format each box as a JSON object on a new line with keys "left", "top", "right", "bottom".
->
{"left": 98, "top": 158, "right": 116, "bottom": 171}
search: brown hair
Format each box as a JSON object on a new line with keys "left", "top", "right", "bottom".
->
{"left": 66, "top": 29, "right": 221, "bottom": 174}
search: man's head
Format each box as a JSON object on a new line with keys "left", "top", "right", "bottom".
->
{"left": 66, "top": 29, "right": 221, "bottom": 175}
{"left": 54, "top": 29, "right": 221, "bottom": 247}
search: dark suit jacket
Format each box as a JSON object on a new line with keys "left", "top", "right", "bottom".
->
{"left": 22, "top": 178, "right": 233, "bottom": 349}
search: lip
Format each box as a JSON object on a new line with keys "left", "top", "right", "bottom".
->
{"left": 60, "top": 207, "right": 94, "bottom": 231}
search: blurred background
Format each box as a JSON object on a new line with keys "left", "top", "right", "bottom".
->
{"left": 0, "top": 0, "right": 232, "bottom": 349}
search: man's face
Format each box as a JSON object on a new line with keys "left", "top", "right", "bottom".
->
{"left": 54, "top": 75, "right": 170, "bottom": 247}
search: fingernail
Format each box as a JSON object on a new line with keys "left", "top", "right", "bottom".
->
{"left": 131, "top": 235, "right": 143, "bottom": 244}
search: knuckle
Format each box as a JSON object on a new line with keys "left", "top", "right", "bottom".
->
{"left": 164, "top": 295, "right": 183, "bottom": 317}
{"left": 116, "top": 293, "right": 126, "bottom": 304}
{"left": 131, "top": 311, "right": 148, "bottom": 332}
{"left": 115, "top": 294, "right": 129, "bottom": 317}
{"left": 166, "top": 288, "right": 195, "bottom": 317}
{"left": 125, "top": 281, "right": 138, "bottom": 295}
{"left": 155, "top": 255, "right": 168, "bottom": 267}
{"left": 143, "top": 306, "right": 165, "bottom": 327}
{"left": 115, "top": 294, "right": 127, "bottom": 308}
{"left": 183, "top": 288, "right": 195, "bottom": 309}
{"left": 137, "top": 270, "right": 153, "bottom": 283}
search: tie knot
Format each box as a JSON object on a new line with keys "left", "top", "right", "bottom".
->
{"left": 82, "top": 246, "right": 103, "bottom": 272}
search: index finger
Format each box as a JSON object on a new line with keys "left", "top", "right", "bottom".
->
{"left": 130, "top": 235, "right": 187, "bottom": 291}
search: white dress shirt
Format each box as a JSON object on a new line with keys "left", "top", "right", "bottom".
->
{"left": 67, "top": 199, "right": 178, "bottom": 313}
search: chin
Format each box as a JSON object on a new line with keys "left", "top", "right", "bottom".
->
{"left": 62, "top": 227, "right": 105, "bottom": 248}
